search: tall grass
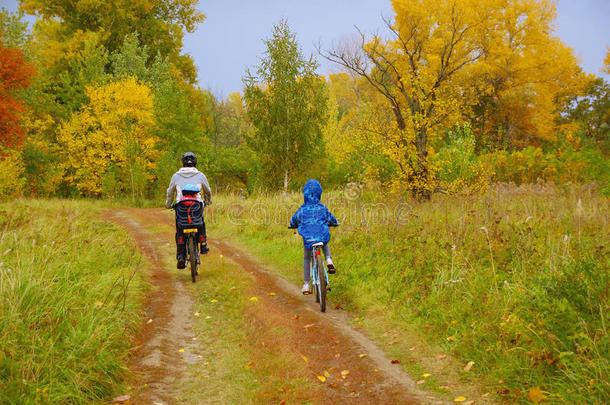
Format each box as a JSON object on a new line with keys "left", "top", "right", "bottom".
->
{"left": 0, "top": 200, "right": 147, "bottom": 404}
{"left": 207, "top": 183, "right": 609, "bottom": 403}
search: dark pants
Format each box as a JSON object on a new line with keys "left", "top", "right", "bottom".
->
{"left": 175, "top": 214, "right": 206, "bottom": 261}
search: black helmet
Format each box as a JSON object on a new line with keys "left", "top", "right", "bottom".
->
{"left": 181, "top": 152, "right": 197, "bottom": 167}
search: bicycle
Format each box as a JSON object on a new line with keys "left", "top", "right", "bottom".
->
{"left": 308, "top": 242, "right": 330, "bottom": 312}
{"left": 173, "top": 201, "right": 205, "bottom": 283}
{"left": 183, "top": 227, "right": 200, "bottom": 283}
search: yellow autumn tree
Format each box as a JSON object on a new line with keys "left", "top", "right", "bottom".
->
{"left": 321, "top": 0, "right": 587, "bottom": 196}
{"left": 322, "top": 0, "right": 501, "bottom": 197}
{"left": 58, "top": 77, "right": 157, "bottom": 198}
{"left": 472, "top": 0, "right": 587, "bottom": 149}
{"left": 603, "top": 47, "right": 610, "bottom": 75}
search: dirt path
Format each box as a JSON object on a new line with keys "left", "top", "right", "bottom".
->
{"left": 110, "top": 208, "right": 447, "bottom": 404}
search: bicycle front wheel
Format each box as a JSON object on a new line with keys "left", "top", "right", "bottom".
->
{"left": 188, "top": 237, "right": 198, "bottom": 283}
{"left": 316, "top": 253, "right": 326, "bottom": 312}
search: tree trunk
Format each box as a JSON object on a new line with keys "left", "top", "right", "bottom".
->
{"left": 283, "top": 168, "right": 289, "bottom": 194}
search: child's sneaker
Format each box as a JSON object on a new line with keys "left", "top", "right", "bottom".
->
{"left": 200, "top": 243, "right": 209, "bottom": 254}
{"left": 301, "top": 282, "right": 311, "bottom": 295}
{"left": 177, "top": 260, "right": 186, "bottom": 269}
{"left": 327, "top": 262, "right": 336, "bottom": 274}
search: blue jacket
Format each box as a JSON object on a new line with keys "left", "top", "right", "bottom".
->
{"left": 290, "top": 180, "right": 338, "bottom": 249}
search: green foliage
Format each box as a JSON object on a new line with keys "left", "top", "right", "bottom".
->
{"left": 0, "top": 8, "right": 30, "bottom": 49}
{"left": 563, "top": 77, "right": 610, "bottom": 153}
{"left": 244, "top": 19, "right": 328, "bottom": 191}
{"left": 436, "top": 124, "right": 478, "bottom": 184}
{"left": 483, "top": 146, "right": 609, "bottom": 191}
{"left": 56, "top": 33, "right": 110, "bottom": 112}
{"left": 0, "top": 200, "right": 147, "bottom": 403}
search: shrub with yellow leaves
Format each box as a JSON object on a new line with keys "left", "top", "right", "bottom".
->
{"left": 58, "top": 77, "right": 157, "bottom": 198}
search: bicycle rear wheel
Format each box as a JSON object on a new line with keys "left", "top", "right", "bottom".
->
{"left": 316, "top": 253, "right": 326, "bottom": 312}
{"left": 188, "top": 237, "right": 198, "bottom": 283}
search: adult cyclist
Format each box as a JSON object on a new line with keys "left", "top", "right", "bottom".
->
{"left": 165, "top": 152, "right": 212, "bottom": 269}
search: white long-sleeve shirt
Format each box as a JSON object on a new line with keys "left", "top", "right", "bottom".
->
{"left": 165, "top": 167, "right": 212, "bottom": 208}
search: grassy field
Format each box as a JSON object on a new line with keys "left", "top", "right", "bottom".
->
{"left": 207, "top": 183, "right": 609, "bottom": 403}
{"left": 0, "top": 200, "right": 147, "bottom": 404}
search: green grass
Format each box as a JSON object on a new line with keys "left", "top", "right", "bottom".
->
{"left": 207, "top": 184, "right": 609, "bottom": 403}
{"left": 0, "top": 200, "right": 148, "bottom": 404}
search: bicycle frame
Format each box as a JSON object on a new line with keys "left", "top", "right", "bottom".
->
{"left": 310, "top": 246, "right": 327, "bottom": 288}
{"left": 310, "top": 243, "right": 329, "bottom": 312}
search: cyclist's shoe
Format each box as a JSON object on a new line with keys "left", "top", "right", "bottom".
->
{"left": 327, "top": 263, "right": 336, "bottom": 274}
{"left": 200, "top": 243, "right": 209, "bottom": 255}
{"left": 177, "top": 260, "right": 186, "bottom": 269}
{"left": 301, "top": 282, "right": 311, "bottom": 295}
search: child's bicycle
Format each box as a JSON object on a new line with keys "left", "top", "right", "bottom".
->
{"left": 307, "top": 242, "right": 331, "bottom": 312}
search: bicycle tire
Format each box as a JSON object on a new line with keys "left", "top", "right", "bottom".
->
{"left": 188, "top": 236, "right": 198, "bottom": 283}
{"left": 316, "top": 252, "right": 326, "bottom": 312}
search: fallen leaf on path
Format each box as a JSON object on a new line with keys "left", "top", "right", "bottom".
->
{"left": 279, "top": 400, "right": 286, "bottom": 405}
{"left": 409, "top": 347, "right": 415, "bottom": 351}
{"left": 391, "top": 359, "right": 400, "bottom": 364}
{"left": 194, "top": 312, "right": 200, "bottom": 317}
{"left": 205, "top": 316, "right": 211, "bottom": 319}
{"left": 229, "top": 286, "right": 236, "bottom": 291}
{"left": 329, "top": 382, "right": 337, "bottom": 388}
{"left": 303, "top": 323, "right": 314, "bottom": 329}
{"left": 293, "top": 314, "right": 300, "bottom": 319}
{"left": 178, "top": 349, "right": 185, "bottom": 353}
{"left": 335, "top": 353, "right": 341, "bottom": 359}
{"left": 421, "top": 373, "right": 431, "bottom": 378}
{"left": 210, "top": 299, "right": 218, "bottom": 303}
{"left": 454, "top": 396, "right": 467, "bottom": 402}
{"left": 341, "top": 370, "right": 350, "bottom": 376}
{"left": 244, "top": 362, "right": 255, "bottom": 370}
{"left": 417, "top": 380, "right": 425, "bottom": 385}
{"left": 374, "top": 369, "right": 379, "bottom": 372}
{"left": 324, "top": 370, "right": 330, "bottom": 378}
{"left": 359, "top": 353, "right": 368, "bottom": 358}
{"left": 112, "top": 395, "right": 131, "bottom": 403}
{"left": 94, "top": 301, "right": 103, "bottom": 307}
{"left": 146, "top": 318, "right": 153, "bottom": 324}
{"left": 301, "top": 355, "right": 308, "bottom": 363}
{"left": 317, "top": 375, "right": 326, "bottom": 382}
{"left": 335, "top": 303, "right": 342, "bottom": 309}
{"left": 249, "top": 297, "right": 258, "bottom": 302}
{"left": 463, "top": 361, "right": 475, "bottom": 372}
{"left": 437, "top": 354, "right": 447, "bottom": 359}
{"left": 268, "top": 292, "right": 276, "bottom": 296}
{"left": 527, "top": 387, "right": 548, "bottom": 403}
{"left": 447, "top": 335, "right": 456, "bottom": 342}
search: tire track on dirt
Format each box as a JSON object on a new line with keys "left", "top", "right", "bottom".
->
{"left": 111, "top": 208, "right": 447, "bottom": 404}
{"left": 108, "top": 210, "right": 200, "bottom": 404}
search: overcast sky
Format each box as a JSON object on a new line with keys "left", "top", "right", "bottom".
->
{"left": 2, "top": 0, "right": 609, "bottom": 97}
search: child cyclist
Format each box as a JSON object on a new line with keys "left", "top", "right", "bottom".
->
{"left": 289, "top": 179, "right": 339, "bottom": 295}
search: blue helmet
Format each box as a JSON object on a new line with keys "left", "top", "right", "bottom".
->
{"left": 182, "top": 183, "right": 200, "bottom": 195}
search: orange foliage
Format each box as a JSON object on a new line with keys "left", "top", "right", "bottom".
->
{"left": 0, "top": 31, "right": 35, "bottom": 153}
